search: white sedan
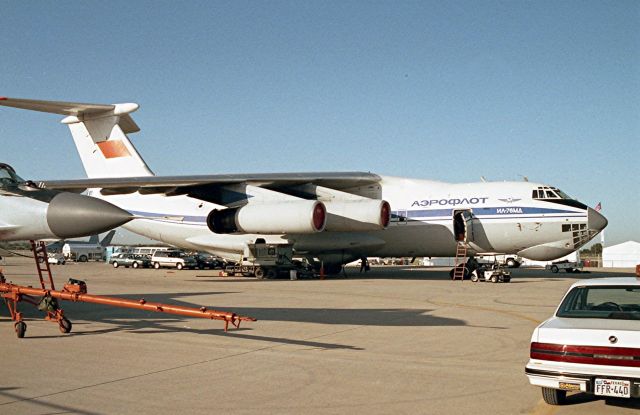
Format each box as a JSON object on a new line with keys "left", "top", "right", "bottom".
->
{"left": 525, "top": 277, "right": 640, "bottom": 405}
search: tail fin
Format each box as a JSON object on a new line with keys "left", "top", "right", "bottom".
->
{"left": 0, "top": 97, "right": 154, "bottom": 178}
{"left": 88, "top": 234, "right": 99, "bottom": 244}
{"left": 100, "top": 230, "right": 116, "bottom": 246}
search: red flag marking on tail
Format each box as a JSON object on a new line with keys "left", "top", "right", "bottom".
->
{"left": 97, "top": 140, "right": 131, "bottom": 159}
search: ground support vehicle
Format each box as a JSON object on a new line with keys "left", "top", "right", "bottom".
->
{"left": 62, "top": 244, "right": 104, "bottom": 262}
{"left": 224, "top": 243, "right": 313, "bottom": 279}
{"left": 546, "top": 260, "right": 584, "bottom": 274}
{"left": 470, "top": 264, "right": 511, "bottom": 283}
{"left": 525, "top": 277, "right": 640, "bottom": 405}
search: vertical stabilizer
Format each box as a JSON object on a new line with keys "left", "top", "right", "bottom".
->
{"left": 63, "top": 113, "right": 154, "bottom": 178}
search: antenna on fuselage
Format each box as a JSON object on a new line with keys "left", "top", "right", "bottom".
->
{"left": 518, "top": 174, "right": 529, "bottom": 182}
{"left": 480, "top": 176, "right": 487, "bottom": 182}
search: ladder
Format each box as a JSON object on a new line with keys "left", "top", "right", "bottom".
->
{"left": 452, "top": 242, "right": 468, "bottom": 281}
{"left": 30, "top": 240, "right": 56, "bottom": 290}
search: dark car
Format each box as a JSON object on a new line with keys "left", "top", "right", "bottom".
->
{"left": 110, "top": 253, "right": 151, "bottom": 269}
{"left": 194, "top": 253, "right": 223, "bottom": 270}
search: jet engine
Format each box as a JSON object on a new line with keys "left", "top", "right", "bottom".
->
{"left": 323, "top": 200, "right": 390, "bottom": 232}
{"left": 207, "top": 201, "right": 326, "bottom": 234}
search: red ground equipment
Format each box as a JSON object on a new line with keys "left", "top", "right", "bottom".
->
{"left": 0, "top": 241, "right": 255, "bottom": 338}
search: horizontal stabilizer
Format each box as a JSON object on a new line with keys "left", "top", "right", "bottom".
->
{"left": 0, "top": 97, "right": 140, "bottom": 133}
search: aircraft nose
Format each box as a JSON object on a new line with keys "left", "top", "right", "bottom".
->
{"left": 587, "top": 207, "right": 608, "bottom": 232}
{"left": 46, "top": 192, "right": 132, "bottom": 238}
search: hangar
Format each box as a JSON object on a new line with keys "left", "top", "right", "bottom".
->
{"left": 602, "top": 241, "right": 640, "bottom": 268}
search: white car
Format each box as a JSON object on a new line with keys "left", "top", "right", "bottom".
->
{"left": 151, "top": 250, "right": 197, "bottom": 270}
{"left": 525, "top": 277, "right": 640, "bottom": 405}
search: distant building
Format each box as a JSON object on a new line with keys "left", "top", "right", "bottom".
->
{"left": 602, "top": 241, "right": 640, "bottom": 268}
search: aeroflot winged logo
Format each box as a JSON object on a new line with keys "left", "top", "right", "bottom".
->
{"left": 411, "top": 197, "right": 489, "bottom": 207}
{"left": 498, "top": 197, "right": 522, "bottom": 204}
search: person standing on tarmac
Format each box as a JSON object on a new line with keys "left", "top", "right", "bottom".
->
{"left": 360, "top": 257, "right": 370, "bottom": 273}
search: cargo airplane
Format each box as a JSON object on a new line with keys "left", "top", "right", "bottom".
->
{"left": 0, "top": 97, "right": 608, "bottom": 274}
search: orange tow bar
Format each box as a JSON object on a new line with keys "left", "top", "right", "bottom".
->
{"left": 0, "top": 277, "right": 256, "bottom": 338}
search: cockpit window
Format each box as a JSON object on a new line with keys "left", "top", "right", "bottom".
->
{"left": 0, "top": 163, "right": 24, "bottom": 186}
{"left": 532, "top": 186, "right": 573, "bottom": 201}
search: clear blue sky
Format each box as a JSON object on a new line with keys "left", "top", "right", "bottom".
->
{"left": 1, "top": 1, "right": 638, "bottom": 245}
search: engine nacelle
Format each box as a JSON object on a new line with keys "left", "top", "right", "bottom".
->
{"left": 207, "top": 201, "right": 326, "bottom": 234}
{"left": 323, "top": 200, "right": 390, "bottom": 232}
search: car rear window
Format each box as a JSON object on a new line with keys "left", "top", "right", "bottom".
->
{"left": 557, "top": 286, "right": 640, "bottom": 320}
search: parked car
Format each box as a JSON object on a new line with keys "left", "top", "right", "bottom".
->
{"left": 151, "top": 250, "right": 197, "bottom": 270}
{"left": 110, "top": 253, "right": 151, "bottom": 269}
{"left": 545, "top": 259, "right": 583, "bottom": 274}
{"left": 194, "top": 253, "right": 223, "bottom": 270}
{"left": 525, "top": 277, "right": 640, "bottom": 405}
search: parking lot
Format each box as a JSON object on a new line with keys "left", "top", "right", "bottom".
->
{"left": 0, "top": 257, "right": 638, "bottom": 415}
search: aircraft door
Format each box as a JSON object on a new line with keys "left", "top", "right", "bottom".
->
{"left": 453, "top": 210, "right": 475, "bottom": 243}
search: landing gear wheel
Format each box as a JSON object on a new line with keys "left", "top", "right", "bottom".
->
{"left": 506, "top": 258, "right": 517, "bottom": 268}
{"left": 490, "top": 275, "right": 498, "bottom": 283}
{"left": 132, "top": 262, "right": 139, "bottom": 269}
{"left": 59, "top": 318, "right": 72, "bottom": 334}
{"left": 176, "top": 263, "right": 183, "bottom": 270}
{"left": 550, "top": 265, "right": 559, "bottom": 273}
{"left": 15, "top": 321, "right": 27, "bottom": 338}
{"left": 541, "top": 387, "right": 566, "bottom": 405}
{"left": 470, "top": 273, "right": 479, "bottom": 282}
{"left": 254, "top": 267, "right": 265, "bottom": 279}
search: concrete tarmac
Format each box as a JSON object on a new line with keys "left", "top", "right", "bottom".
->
{"left": 0, "top": 257, "right": 638, "bottom": 415}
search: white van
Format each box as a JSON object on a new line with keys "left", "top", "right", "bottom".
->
{"left": 151, "top": 250, "right": 197, "bottom": 270}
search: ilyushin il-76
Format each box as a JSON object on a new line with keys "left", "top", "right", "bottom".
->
{"left": 0, "top": 97, "right": 607, "bottom": 274}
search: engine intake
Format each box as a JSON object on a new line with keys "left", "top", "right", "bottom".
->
{"left": 207, "top": 200, "right": 326, "bottom": 234}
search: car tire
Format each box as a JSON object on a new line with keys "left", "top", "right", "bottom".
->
{"left": 78, "top": 255, "right": 88, "bottom": 262}
{"left": 154, "top": 262, "right": 160, "bottom": 269}
{"left": 266, "top": 268, "right": 278, "bottom": 279}
{"left": 490, "top": 275, "right": 498, "bottom": 283}
{"left": 541, "top": 387, "right": 566, "bottom": 405}
{"left": 550, "top": 265, "right": 559, "bottom": 273}
{"left": 176, "top": 263, "right": 183, "bottom": 270}
{"left": 112, "top": 262, "right": 119, "bottom": 268}
{"left": 132, "top": 262, "right": 139, "bottom": 269}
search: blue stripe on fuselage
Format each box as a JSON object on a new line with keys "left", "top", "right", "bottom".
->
{"left": 393, "top": 206, "right": 583, "bottom": 219}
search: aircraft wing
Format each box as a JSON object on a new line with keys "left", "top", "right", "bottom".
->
{"left": 38, "top": 172, "right": 382, "bottom": 206}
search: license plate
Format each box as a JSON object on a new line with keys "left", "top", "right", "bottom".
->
{"left": 594, "top": 378, "right": 631, "bottom": 398}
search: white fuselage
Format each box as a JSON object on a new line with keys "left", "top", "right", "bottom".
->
{"left": 88, "top": 176, "right": 594, "bottom": 263}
